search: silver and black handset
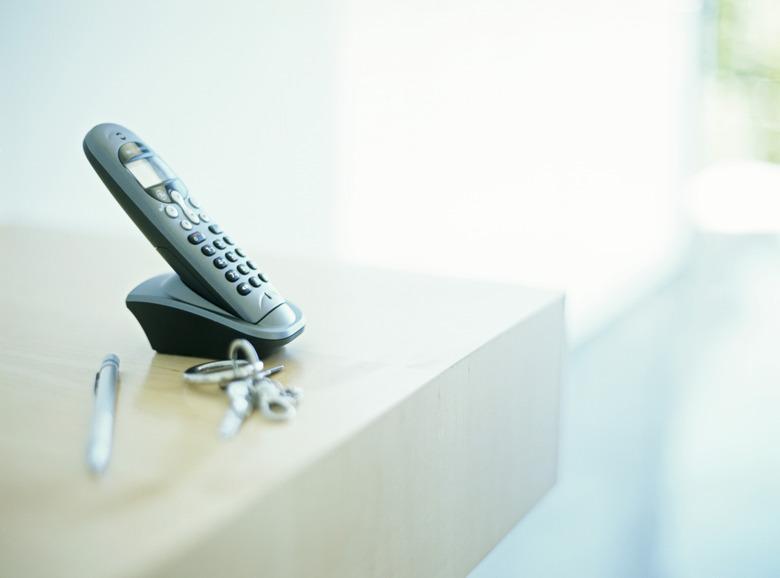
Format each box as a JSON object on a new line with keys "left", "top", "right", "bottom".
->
{"left": 83, "top": 123, "right": 305, "bottom": 358}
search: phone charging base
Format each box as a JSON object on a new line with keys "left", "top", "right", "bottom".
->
{"left": 125, "top": 273, "right": 305, "bottom": 359}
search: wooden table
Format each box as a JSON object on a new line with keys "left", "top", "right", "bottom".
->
{"left": 0, "top": 226, "right": 564, "bottom": 578}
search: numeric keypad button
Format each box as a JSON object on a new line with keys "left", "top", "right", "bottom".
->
{"left": 259, "top": 272, "right": 268, "bottom": 282}
{"left": 249, "top": 276, "right": 262, "bottom": 288}
{"left": 225, "top": 270, "right": 240, "bottom": 282}
{"left": 237, "top": 282, "right": 252, "bottom": 296}
{"left": 208, "top": 224, "right": 223, "bottom": 235}
{"left": 237, "top": 264, "right": 249, "bottom": 275}
{"left": 224, "top": 236, "right": 235, "bottom": 245}
{"left": 201, "top": 244, "right": 216, "bottom": 256}
{"left": 247, "top": 260, "right": 257, "bottom": 270}
{"left": 180, "top": 220, "right": 193, "bottom": 231}
{"left": 214, "top": 239, "right": 226, "bottom": 250}
{"left": 235, "top": 248, "right": 246, "bottom": 258}
{"left": 225, "top": 251, "right": 238, "bottom": 262}
{"left": 188, "top": 231, "right": 206, "bottom": 244}
{"left": 164, "top": 206, "right": 179, "bottom": 218}
{"left": 213, "top": 257, "right": 228, "bottom": 269}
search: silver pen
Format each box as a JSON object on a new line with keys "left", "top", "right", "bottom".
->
{"left": 86, "top": 354, "right": 120, "bottom": 475}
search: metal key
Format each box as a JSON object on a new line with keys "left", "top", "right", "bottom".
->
{"left": 218, "top": 378, "right": 255, "bottom": 439}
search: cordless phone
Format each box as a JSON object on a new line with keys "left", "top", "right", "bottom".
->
{"left": 83, "top": 123, "right": 305, "bottom": 357}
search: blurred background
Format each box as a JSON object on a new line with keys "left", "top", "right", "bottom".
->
{"left": 1, "top": 0, "right": 778, "bottom": 575}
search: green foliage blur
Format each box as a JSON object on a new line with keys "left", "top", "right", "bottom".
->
{"left": 710, "top": 0, "right": 780, "bottom": 162}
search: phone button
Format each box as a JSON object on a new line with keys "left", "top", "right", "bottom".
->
{"left": 213, "top": 257, "right": 228, "bottom": 269}
{"left": 188, "top": 231, "right": 206, "bottom": 244}
{"left": 223, "top": 236, "right": 235, "bottom": 245}
{"left": 258, "top": 272, "right": 268, "bottom": 282}
{"left": 164, "top": 206, "right": 179, "bottom": 218}
{"left": 208, "top": 224, "right": 222, "bottom": 235}
{"left": 249, "top": 276, "right": 262, "bottom": 288}
{"left": 246, "top": 260, "right": 256, "bottom": 270}
{"left": 235, "top": 248, "right": 246, "bottom": 258}
{"left": 214, "top": 239, "right": 226, "bottom": 250}
{"left": 225, "top": 270, "right": 240, "bottom": 282}
{"left": 237, "top": 264, "right": 249, "bottom": 275}
{"left": 201, "top": 244, "right": 216, "bottom": 256}
{"left": 236, "top": 282, "right": 252, "bottom": 296}
{"left": 149, "top": 185, "right": 172, "bottom": 203}
{"left": 180, "top": 220, "right": 193, "bottom": 231}
{"left": 170, "top": 189, "right": 200, "bottom": 224}
{"left": 225, "top": 251, "right": 238, "bottom": 262}
{"left": 188, "top": 197, "right": 200, "bottom": 209}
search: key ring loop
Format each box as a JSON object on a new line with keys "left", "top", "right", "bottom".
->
{"left": 183, "top": 339, "right": 264, "bottom": 386}
{"left": 182, "top": 359, "right": 264, "bottom": 385}
{"left": 229, "top": 339, "right": 261, "bottom": 376}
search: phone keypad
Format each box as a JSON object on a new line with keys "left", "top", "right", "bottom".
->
{"left": 169, "top": 197, "right": 275, "bottom": 300}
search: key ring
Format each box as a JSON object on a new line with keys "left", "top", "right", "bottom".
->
{"left": 183, "top": 339, "right": 264, "bottom": 385}
{"left": 183, "top": 359, "right": 263, "bottom": 385}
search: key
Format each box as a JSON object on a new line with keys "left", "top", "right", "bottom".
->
{"left": 218, "top": 379, "right": 254, "bottom": 439}
{"left": 252, "top": 378, "right": 300, "bottom": 421}
{"left": 278, "top": 384, "right": 303, "bottom": 406}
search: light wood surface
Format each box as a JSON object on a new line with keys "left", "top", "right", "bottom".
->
{"left": 0, "top": 226, "right": 564, "bottom": 577}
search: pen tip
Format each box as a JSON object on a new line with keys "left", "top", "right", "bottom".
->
{"left": 86, "top": 446, "right": 110, "bottom": 476}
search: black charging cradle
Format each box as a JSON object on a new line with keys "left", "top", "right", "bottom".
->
{"left": 126, "top": 273, "right": 305, "bottom": 359}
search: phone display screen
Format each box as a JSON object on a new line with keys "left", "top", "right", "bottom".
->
{"left": 125, "top": 156, "right": 175, "bottom": 189}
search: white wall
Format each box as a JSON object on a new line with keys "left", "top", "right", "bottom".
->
{"left": 334, "top": 0, "right": 696, "bottom": 339}
{"left": 0, "top": 0, "right": 695, "bottom": 340}
{"left": 0, "top": 0, "right": 338, "bottom": 255}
